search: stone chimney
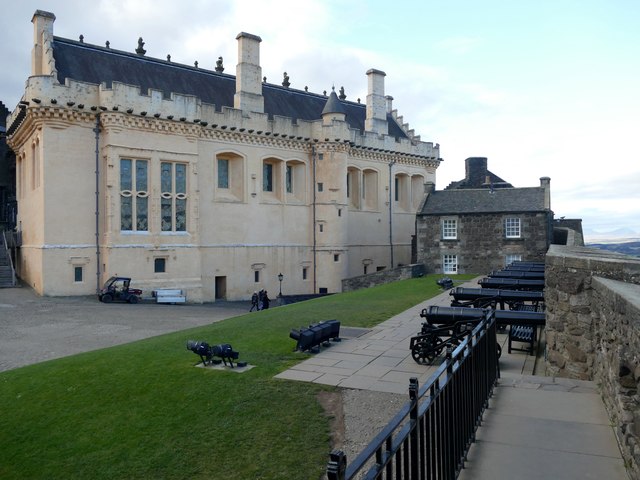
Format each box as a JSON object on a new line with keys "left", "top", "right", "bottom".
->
{"left": 365, "top": 69, "right": 388, "bottom": 135}
{"left": 424, "top": 181, "right": 436, "bottom": 194}
{"left": 465, "top": 157, "right": 488, "bottom": 185}
{"left": 31, "top": 10, "right": 56, "bottom": 76}
{"left": 540, "top": 177, "right": 551, "bottom": 209}
{"left": 234, "top": 32, "right": 264, "bottom": 113}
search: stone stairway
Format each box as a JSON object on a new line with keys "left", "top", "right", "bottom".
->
{"left": 0, "top": 234, "right": 16, "bottom": 287}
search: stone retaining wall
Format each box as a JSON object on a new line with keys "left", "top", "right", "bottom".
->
{"left": 545, "top": 244, "right": 640, "bottom": 478}
{"left": 341, "top": 263, "right": 426, "bottom": 292}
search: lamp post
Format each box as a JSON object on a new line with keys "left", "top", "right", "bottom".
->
{"left": 278, "top": 272, "right": 284, "bottom": 297}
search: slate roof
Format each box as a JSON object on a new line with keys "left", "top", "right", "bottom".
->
{"left": 445, "top": 170, "right": 511, "bottom": 190}
{"left": 418, "top": 187, "right": 547, "bottom": 216}
{"left": 52, "top": 37, "right": 407, "bottom": 138}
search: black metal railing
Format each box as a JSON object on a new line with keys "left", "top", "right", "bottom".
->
{"left": 327, "top": 310, "right": 499, "bottom": 480}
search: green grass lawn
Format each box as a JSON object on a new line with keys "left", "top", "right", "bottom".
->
{"left": 0, "top": 274, "right": 475, "bottom": 480}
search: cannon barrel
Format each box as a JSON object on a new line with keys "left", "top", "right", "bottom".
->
{"left": 507, "top": 261, "right": 545, "bottom": 268}
{"left": 488, "top": 270, "right": 545, "bottom": 280}
{"left": 450, "top": 287, "right": 544, "bottom": 303}
{"left": 504, "top": 264, "right": 545, "bottom": 272}
{"left": 478, "top": 277, "right": 545, "bottom": 291}
{"left": 422, "top": 305, "right": 545, "bottom": 327}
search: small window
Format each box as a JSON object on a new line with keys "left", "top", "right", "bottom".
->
{"left": 443, "top": 254, "right": 458, "bottom": 274}
{"left": 442, "top": 219, "right": 457, "bottom": 239}
{"left": 286, "top": 165, "right": 293, "bottom": 193}
{"left": 217, "top": 158, "right": 229, "bottom": 188}
{"left": 364, "top": 265, "right": 368, "bottom": 275}
{"left": 505, "top": 218, "right": 521, "bottom": 238}
{"left": 254, "top": 270, "right": 260, "bottom": 283}
{"left": 302, "top": 267, "right": 308, "bottom": 280}
{"left": 74, "top": 266, "right": 83, "bottom": 282}
{"left": 319, "top": 287, "right": 328, "bottom": 294}
{"left": 319, "top": 224, "right": 324, "bottom": 233}
{"left": 338, "top": 209, "right": 342, "bottom": 217}
{"left": 333, "top": 254, "right": 340, "bottom": 262}
{"left": 263, "top": 163, "right": 273, "bottom": 192}
{"left": 154, "top": 258, "right": 166, "bottom": 273}
{"left": 318, "top": 153, "right": 324, "bottom": 161}
{"left": 317, "top": 182, "right": 324, "bottom": 192}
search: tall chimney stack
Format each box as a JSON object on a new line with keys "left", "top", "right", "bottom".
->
{"left": 31, "top": 10, "right": 56, "bottom": 76}
{"left": 234, "top": 32, "right": 264, "bottom": 113}
{"left": 540, "top": 177, "right": 551, "bottom": 209}
{"left": 365, "top": 69, "right": 388, "bottom": 135}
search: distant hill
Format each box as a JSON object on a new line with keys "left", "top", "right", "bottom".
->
{"left": 587, "top": 241, "right": 640, "bottom": 257}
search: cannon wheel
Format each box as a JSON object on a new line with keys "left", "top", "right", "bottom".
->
{"left": 411, "top": 334, "right": 444, "bottom": 365}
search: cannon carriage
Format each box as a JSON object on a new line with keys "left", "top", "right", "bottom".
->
{"left": 409, "top": 306, "right": 545, "bottom": 364}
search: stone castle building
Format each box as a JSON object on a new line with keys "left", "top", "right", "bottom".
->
{"left": 5, "top": 10, "right": 441, "bottom": 301}
{"left": 416, "top": 157, "right": 553, "bottom": 274}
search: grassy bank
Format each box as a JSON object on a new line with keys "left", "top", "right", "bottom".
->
{"left": 0, "top": 274, "right": 475, "bottom": 479}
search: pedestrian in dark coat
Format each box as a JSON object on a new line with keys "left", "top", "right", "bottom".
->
{"left": 262, "top": 290, "right": 270, "bottom": 310}
{"left": 250, "top": 291, "right": 259, "bottom": 311}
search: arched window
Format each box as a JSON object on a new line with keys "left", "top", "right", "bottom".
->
{"left": 362, "top": 168, "right": 379, "bottom": 211}
{"left": 262, "top": 157, "right": 284, "bottom": 202}
{"left": 120, "top": 158, "right": 149, "bottom": 232}
{"left": 285, "top": 159, "right": 306, "bottom": 203}
{"left": 394, "top": 173, "right": 410, "bottom": 211}
{"left": 411, "top": 174, "right": 425, "bottom": 210}
{"left": 215, "top": 152, "right": 244, "bottom": 202}
{"left": 347, "top": 166, "right": 361, "bottom": 209}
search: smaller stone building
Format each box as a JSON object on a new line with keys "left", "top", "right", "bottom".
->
{"left": 416, "top": 158, "right": 553, "bottom": 274}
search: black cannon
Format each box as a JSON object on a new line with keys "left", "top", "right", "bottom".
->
{"left": 410, "top": 307, "right": 498, "bottom": 365}
{"left": 506, "top": 261, "right": 545, "bottom": 269}
{"left": 449, "top": 287, "right": 545, "bottom": 310}
{"left": 488, "top": 270, "right": 545, "bottom": 280}
{"left": 478, "top": 277, "right": 545, "bottom": 291}
{"left": 504, "top": 264, "right": 545, "bottom": 272}
{"left": 290, "top": 319, "right": 341, "bottom": 352}
{"left": 187, "top": 340, "right": 240, "bottom": 368}
{"left": 436, "top": 277, "right": 454, "bottom": 290}
{"left": 409, "top": 306, "right": 545, "bottom": 364}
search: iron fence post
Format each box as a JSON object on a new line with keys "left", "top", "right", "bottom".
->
{"left": 327, "top": 449, "right": 346, "bottom": 480}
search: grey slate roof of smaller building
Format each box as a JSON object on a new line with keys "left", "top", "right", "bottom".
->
{"left": 418, "top": 187, "right": 547, "bottom": 216}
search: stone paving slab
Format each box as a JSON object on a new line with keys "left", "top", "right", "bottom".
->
{"left": 458, "top": 376, "right": 627, "bottom": 480}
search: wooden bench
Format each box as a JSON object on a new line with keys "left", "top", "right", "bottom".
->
{"left": 508, "top": 325, "right": 537, "bottom": 355}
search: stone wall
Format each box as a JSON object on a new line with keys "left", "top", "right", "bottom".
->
{"left": 417, "top": 211, "right": 550, "bottom": 274}
{"left": 545, "top": 244, "right": 640, "bottom": 478}
{"left": 341, "top": 263, "right": 425, "bottom": 292}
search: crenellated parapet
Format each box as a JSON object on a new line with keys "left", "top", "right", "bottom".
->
{"left": 10, "top": 74, "right": 440, "bottom": 166}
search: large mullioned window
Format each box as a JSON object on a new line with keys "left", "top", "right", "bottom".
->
{"left": 120, "top": 159, "right": 148, "bottom": 231}
{"left": 161, "top": 162, "right": 187, "bottom": 232}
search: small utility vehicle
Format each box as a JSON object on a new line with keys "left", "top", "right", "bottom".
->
{"left": 98, "top": 276, "right": 142, "bottom": 304}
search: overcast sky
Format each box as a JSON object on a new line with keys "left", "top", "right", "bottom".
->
{"left": 1, "top": 0, "right": 638, "bottom": 241}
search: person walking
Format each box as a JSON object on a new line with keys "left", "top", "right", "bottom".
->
{"left": 262, "top": 290, "right": 270, "bottom": 310}
{"left": 250, "top": 291, "right": 259, "bottom": 311}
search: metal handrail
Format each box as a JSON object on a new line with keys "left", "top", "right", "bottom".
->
{"left": 2, "top": 230, "right": 17, "bottom": 286}
{"left": 327, "top": 310, "right": 499, "bottom": 479}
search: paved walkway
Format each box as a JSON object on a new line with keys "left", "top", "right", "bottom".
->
{"left": 276, "top": 279, "right": 538, "bottom": 392}
{"left": 276, "top": 280, "right": 628, "bottom": 479}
